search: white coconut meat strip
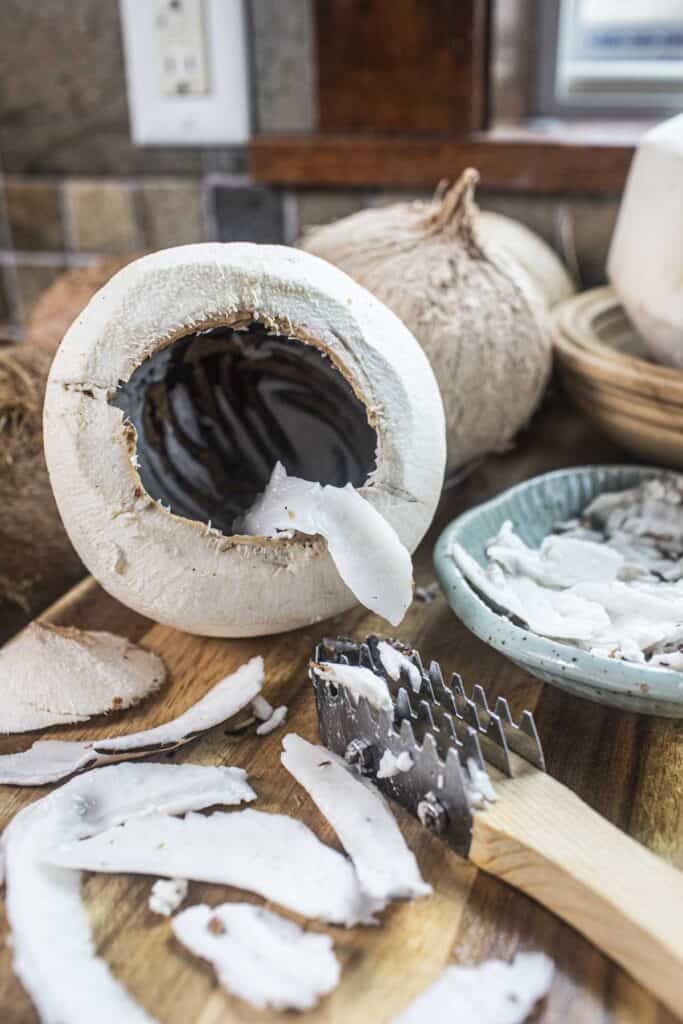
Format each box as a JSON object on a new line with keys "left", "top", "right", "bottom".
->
{"left": 0, "top": 656, "right": 264, "bottom": 785}
{"left": 313, "top": 660, "right": 393, "bottom": 711}
{"left": 377, "top": 640, "right": 422, "bottom": 692}
{"left": 583, "top": 477, "right": 683, "bottom": 554}
{"left": 149, "top": 877, "right": 188, "bottom": 917}
{"left": 242, "top": 462, "right": 413, "bottom": 626}
{"left": 393, "top": 952, "right": 554, "bottom": 1024}
{"left": 281, "top": 734, "right": 430, "bottom": 904}
{"left": 573, "top": 581, "right": 683, "bottom": 659}
{"left": 2, "top": 762, "right": 256, "bottom": 1024}
{"left": 255, "top": 705, "right": 288, "bottom": 735}
{"left": 377, "top": 749, "right": 413, "bottom": 779}
{"left": 0, "top": 621, "right": 166, "bottom": 734}
{"left": 172, "top": 903, "right": 340, "bottom": 1011}
{"left": 47, "top": 807, "right": 376, "bottom": 926}
{"left": 452, "top": 543, "right": 608, "bottom": 642}
{"left": 486, "top": 521, "right": 624, "bottom": 588}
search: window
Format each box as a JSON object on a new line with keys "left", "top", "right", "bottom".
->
{"left": 536, "top": 0, "right": 683, "bottom": 117}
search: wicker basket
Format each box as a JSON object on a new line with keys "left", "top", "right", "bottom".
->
{"left": 553, "top": 286, "right": 683, "bottom": 468}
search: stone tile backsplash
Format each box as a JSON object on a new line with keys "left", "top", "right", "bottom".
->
{"left": 5, "top": 180, "right": 64, "bottom": 252}
{"left": 0, "top": 170, "right": 619, "bottom": 334}
{"left": 65, "top": 181, "right": 140, "bottom": 254}
{"left": 0, "top": 0, "right": 620, "bottom": 335}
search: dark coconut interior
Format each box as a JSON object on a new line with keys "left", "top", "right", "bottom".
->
{"left": 111, "top": 321, "right": 378, "bottom": 535}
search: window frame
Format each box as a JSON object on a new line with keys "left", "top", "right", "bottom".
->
{"left": 534, "top": 0, "right": 683, "bottom": 119}
{"left": 249, "top": 0, "right": 651, "bottom": 195}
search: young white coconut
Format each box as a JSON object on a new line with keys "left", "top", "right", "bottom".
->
{"left": 43, "top": 243, "right": 445, "bottom": 637}
{"left": 301, "top": 169, "right": 553, "bottom": 470}
{"left": 608, "top": 113, "right": 683, "bottom": 369}
{"left": 478, "top": 210, "right": 575, "bottom": 309}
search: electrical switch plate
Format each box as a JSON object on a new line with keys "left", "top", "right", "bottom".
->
{"left": 119, "top": 0, "right": 250, "bottom": 145}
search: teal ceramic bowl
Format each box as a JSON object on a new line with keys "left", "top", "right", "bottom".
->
{"left": 434, "top": 465, "right": 683, "bottom": 716}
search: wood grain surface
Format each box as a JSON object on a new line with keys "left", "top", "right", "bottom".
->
{"left": 0, "top": 399, "right": 680, "bottom": 1024}
{"left": 249, "top": 132, "right": 634, "bottom": 193}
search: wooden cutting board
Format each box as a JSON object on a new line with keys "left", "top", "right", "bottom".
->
{"left": 0, "top": 402, "right": 680, "bottom": 1024}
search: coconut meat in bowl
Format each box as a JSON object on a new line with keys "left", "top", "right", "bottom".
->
{"left": 451, "top": 476, "right": 683, "bottom": 671}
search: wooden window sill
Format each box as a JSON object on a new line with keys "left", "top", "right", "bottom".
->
{"left": 250, "top": 121, "right": 650, "bottom": 194}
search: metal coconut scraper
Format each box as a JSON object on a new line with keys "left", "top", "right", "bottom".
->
{"left": 311, "top": 636, "right": 683, "bottom": 1021}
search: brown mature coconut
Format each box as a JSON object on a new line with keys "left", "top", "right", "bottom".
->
{"left": 301, "top": 169, "right": 554, "bottom": 470}
{"left": 0, "top": 259, "right": 134, "bottom": 639}
{"left": 26, "top": 257, "right": 135, "bottom": 356}
{"left": 0, "top": 342, "right": 84, "bottom": 642}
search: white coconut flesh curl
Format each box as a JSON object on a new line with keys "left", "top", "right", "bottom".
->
{"left": 0, "top": 655, "right": 263, "bottom": 785}
{"left": 48, "top": 807, "right": 378, "bottom": 926}
{"left": 1, "top": 762, "right": 256, "bottom": 1024}
{"left": 0, "top": 621, "right": 166, "bottom": 734}
{"left": 301, "top": 170, "right": 552, "bottom": 471}
{"left": 242, "top": 462, "right": 413, "bottom": 625}
{"left": 608, "top": 113, "right": 683, "bottom": 369}
{"left": 281, "top": 734, "right": 430, "bottom": 904}
{"left": 393, "top": 952, "right": 554, "bottom": 1024}
{"left": 44, "top": 243, "right": 445, "bottom": 637}
{"left": 171, "top": 903, "right": 341, "bottom": 1011}
{"left": 377, "top": 639, "right": 422, "bottom": 691}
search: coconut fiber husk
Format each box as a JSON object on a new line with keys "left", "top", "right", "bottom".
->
{"left": 0, "top": 342, "right": 83, "bottom": 641}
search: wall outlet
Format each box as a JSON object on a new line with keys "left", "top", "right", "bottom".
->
{"left": 119, "top": 0, "right": 250, "bottom": 145}
{"left": 155, "top": 0, "right": 209, "bottom": 97}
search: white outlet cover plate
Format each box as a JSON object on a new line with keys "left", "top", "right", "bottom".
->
{"left": 119, "top": 0, "right": 250, "bottom": 146}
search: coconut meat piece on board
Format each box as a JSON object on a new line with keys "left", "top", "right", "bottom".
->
{"left": 392, "top": 952, "right": 554, "bottom": 1024}
{"left": 172, "top": 902, "right": 341, "bottom": 1011}
{"left": 47, "top": 807, "right": 378, "bottom": 926}
{"left": 148, "top": 877, "right": 188, "bottom": 917}
{"left": 1, "top": 762, "right": 256, "bottom": 1024}
{"left": 43, "top": 244, "right": 446, "bottom": 637}
{"left": 0, "top": 655, "right": 263, "bottom": 785}
{"left": 0, "top": 621, "right": 166, "bottom": 734}
{"left": 281, "top": 733, "right": 431, "bottom": 904}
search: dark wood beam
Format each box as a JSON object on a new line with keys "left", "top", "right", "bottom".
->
{"left": 250, "top": 129, "right": 636, "bottom": 194}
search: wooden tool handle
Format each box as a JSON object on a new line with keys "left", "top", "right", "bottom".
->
{"left": 470, "top": 766, "right": 683, "bottom": 1019}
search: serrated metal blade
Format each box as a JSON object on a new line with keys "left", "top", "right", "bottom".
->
{"left": 312, "top": 637, "right": 546, "bottom": 858}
